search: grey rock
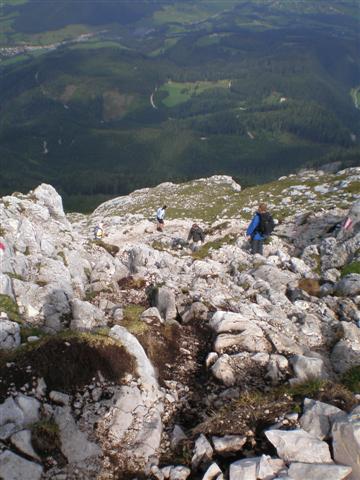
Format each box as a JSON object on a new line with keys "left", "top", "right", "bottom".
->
{"left": 155, "top": 287, "right": 177, "bottom": 322}
{"left": 0, "top": 397, "right": 24, "bottom": 439}
{"left": 10, "top": 429, "right": 41, "bottom": 461}
{"left": 140, "top": 307, "right": 163, "bottom": 324}
{"left": 70, "top": 298, "right": 106, "bottom": 331}
{"left": 332, "top": 406, "right": 360, "bottom": 480}
{"left": 211, "top": 354, "right": 236, "bottom": 386}
{"left": 0, "top": 319, "right": 20, "bottom": 350}
{"left": 170, "top": 425, "right": 187, "bottom": 449}
{"left": 300, "top": 398, "right": 346, "bottom": 439}
{"left": 169, "top": 466, "right": 191, "bottom": 480}
{"left": 0, "top": 450, "right": 43, "bottom": 480}
{"left": 54, "top": 406, "right": 101, "bottom": 463}
{"left": 335, "top": 274, "right": 360, "bottom": 297}
{"left": 212, "top": 435, "right": 247, "bottom": 454}
{"left": 49, "top": 391, "right": 70, "bottom": 406}
{"left": 181, "top": 302, "right": 208, "bottom": 323}
{"left": 290, "top": 354, "right": 329, "bottom": 383}
{"left": 265, "top": 429, "right": 332, "bottom": 463}
{"left": 15, "top": 394, "right": 40, "bottom": 425}
{"left": 0, "top": 274, "right": 14, "bottom": 298}
{"left": 191, "top": 434, "right": 213, "bottom": 469}
{"left": 288, "top": 462, "right": 352, "bottom": 480}
{"left": 202, "top": 463, "right": 222, "bottom": 480}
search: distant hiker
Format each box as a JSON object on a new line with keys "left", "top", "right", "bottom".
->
{"left": 0, "top": 242, "right": 5, "bottom": 258}
{"left": 187, "top": 223, "right": 205, "bottom": 251}
{"left": 94, "top": 222, "right": 104, "bottom": 240}
{"left": 246, "top": 203, "right": 275, "bottom": 255}
{"left": 156, "top": 205, "right": 167, "bottom": 232}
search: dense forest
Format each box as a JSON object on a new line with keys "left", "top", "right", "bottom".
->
{"left": 0, "top": 0, "right": 359, "bottom": 211}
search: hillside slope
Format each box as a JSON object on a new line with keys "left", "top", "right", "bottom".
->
{"left": 0, "top": 166, "right": 359, "bottom": 478}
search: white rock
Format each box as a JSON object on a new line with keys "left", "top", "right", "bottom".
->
{"left": 10, "top": 429, "right": 41, "bottom": 461}
{"left": 0, "top": 450, "right": 43, "bottom": 480}
{"left": 212, "top": 435, "right": 247, "bottom": 454}
{"left": 265, "top": 429, "right": 333, "bottom": 463}
{"left": 191, "top": 434, "right": 213, "bottom": 469}
{"left": 202, "top": 463, "right": 222, "bottom": 480}
{"left": 288, "top": 462, "right": 352, "bottom": 480}
{"left": 300, "top": 398, "right": 346, "bottom": 439}
{"left": 49, "top": 391, "right": 70, "bottom": 406}
{"left": 332, "top": 406, "right": 360, "bottom": 480}
{"left": 0, "top": 319, "right": 20, "bottom": 350}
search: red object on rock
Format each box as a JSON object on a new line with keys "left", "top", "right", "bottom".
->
{"left": 0, "top": 242, "right": 5, "bottom": 251}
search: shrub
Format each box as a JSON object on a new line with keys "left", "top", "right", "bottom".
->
{"left": 341, "top": 366, "right": 360, "bottom": 393}
{"left": 0, "top": 294, "right": 21, "bottom": 322}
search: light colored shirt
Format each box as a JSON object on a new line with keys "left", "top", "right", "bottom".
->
{"left": 156, "top": 208, "right": 165, "bottom": 220}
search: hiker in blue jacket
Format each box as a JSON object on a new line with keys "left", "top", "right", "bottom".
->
{"left": 246, "top": 203, "right": 273, "bottom": 255}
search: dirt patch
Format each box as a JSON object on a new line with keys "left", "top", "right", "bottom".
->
{"left": 60, "top": 84, "right": 77, "bottom": 103}
{"left": 0, "top": 333, "right": 135, "bottom": 398}
{"left": 103, "top": 90, "right": 134, "bottom": 121}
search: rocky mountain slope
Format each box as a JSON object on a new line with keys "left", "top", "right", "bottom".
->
{"left": 0, "top": 165, "right": 359, "bottom": 479}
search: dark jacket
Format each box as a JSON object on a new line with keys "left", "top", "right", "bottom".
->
{"left": 188, "top": 225, "right": 205, "bottom": 243}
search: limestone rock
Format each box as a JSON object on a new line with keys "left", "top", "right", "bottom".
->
{"left": 212, "top": 435, "right": 247, "bottom": 454}
{"left": 332, "top": 406, "right": 360, "bottom": 480}
{"left": 10, "top": 429, "right": 41, "bottom": 461}
{"left": 191, "top": 434, "right": 213, "bottom": 469}
{"left": 0, "top": 450, "right": 43, "bottom": 480}
{"left": 288, "top": 462, "right": 352, "bottom": 480}
{"left": 54, "top": 406, "right": 101, "bottom": 463}
{"left": 265, "top": 429, "right": 332, "bottom": 463}
{"left": 0, "top": 319, "right": 20, "bottom": 350}
{"left": 290, "top": 354, "right": 329, "bottom": 383}
{"left": 70, "top": 298, "right": 106, "bottom": 331}
{"left": 140, "top": 307, "right": 163, "bottom": 324}
{"left": 335, "top": 274, "right": 360, "bottom": 297}
{"left": 300, "top": 398, "right": 346, "bottom": 440}
{"left": 202, "top": 463, "right": 222, "bottom": 480}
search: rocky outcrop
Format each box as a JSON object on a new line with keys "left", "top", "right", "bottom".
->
{"left": 0, "top": 168, "right": 359, "bottom": 479}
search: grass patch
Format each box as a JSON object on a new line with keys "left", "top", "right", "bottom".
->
{"left": 151, "top": 240, "right": 168, "bottom": 251}
{"left": 341, "top": 261, "right": 360, "bottom": 277}
{"left": 341, "top": 366, "right": 360, "bottom": 393}
{"left": 192, "top": 234, "right": 236, "bottom": 260}
{"left": 194, "top": 379, "right": 356, "bottom": 437}
{"left": 0, "top": 330, "right": 136, "bottom": 396}
{"left": 31, "top": 420, "right": 61, "bottom": 456}
{"left": 298, "top": 278, "right": 321, "bottom": 297}
{"left": 20, "top": 326, "right": 44, "bottom": 343}
{"left": 0, "top": 294, "right": 21, "bottom": 322}
{"left": 118, "top": 276, "right": 146, "bottom": 290}
{"left": 122, "top": 304, "right": 147, "bottom": 335}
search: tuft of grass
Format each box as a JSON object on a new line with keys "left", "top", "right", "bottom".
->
{"left": 0, "top": 225, "right": 6, "bottom": 236}
{"left": 0, "top": 294, "right": 21, "bottom": 322}
{"left": 20, "top": 326, "right": 44, "bottom": 343}
{"left": 298, "top": 278, "right": 321, "bottom": 297}
{"left": 192, "top": 234, "right": 236, "bottom": 260}
{"left": 31, "top": 420, "right": 61, "bottom": 456}
{"left": 341, "top": 261, "right": 360, "bottom": 277}
{"left": 122, "top": 304, "right": 147, "bottom": 335}
{"left": 151, "top": 240, "right": 168, "bottom": 251}
{"left": 341, "top": 366, "right": 360, "bottom": 393}
{"left": 285, "top": 378, "right": 327, "bottom": 398}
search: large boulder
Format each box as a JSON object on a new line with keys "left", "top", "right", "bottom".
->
{"left": 332, "top": 406, "right": 360, "bottom": 480}
{"left": 265, "top": 429, "right": 332, "bottom": 463}
{"left": 300, "top": 398, "right": 347, "bottom": 440}
{"left": 331, "top": 322, "right": 360, "bottom": 373}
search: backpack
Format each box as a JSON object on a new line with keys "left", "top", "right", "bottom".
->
{"left": 257, "top": 212, "right": 275, "bottom": 236}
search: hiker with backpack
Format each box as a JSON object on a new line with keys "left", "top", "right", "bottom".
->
{"left": 187, "top": 223, "right": 205, "bottom": 251}
{"left": 246, "top": 203, "right": 275, "bottom": 255}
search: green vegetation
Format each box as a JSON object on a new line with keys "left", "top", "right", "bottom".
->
{"left": 0, "top": 294, "right": 21, "bottom": 322}
{"left": 192, "top": 234, "right": 237, "bottom": 260}
{"left": 0, "top": 1, "right": 359, "bottom": 211}
{"left": 122, "top": 304, "right": 147, "bottom": 335}
{"left": 341, "top": 261, "right": 360, "bottom": 277}
{"left": 342, "top": 366, "right": 360, "bottom": 393}
{"left": 31, "top": 420, "right": 61, "bottom": 456}
{"left": 20, "top": 326, "right": 43, "bottom": 343}
{"left": 94, "top": 240, "right": 119, "bottom": 257}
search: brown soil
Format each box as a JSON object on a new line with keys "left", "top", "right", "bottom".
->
{"left": 0, "top": 334, "right": 135, "bottom": 398}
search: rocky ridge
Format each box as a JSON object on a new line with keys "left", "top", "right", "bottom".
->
{"left": 0, "top": 166, "right": 359, "bottom": 479}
